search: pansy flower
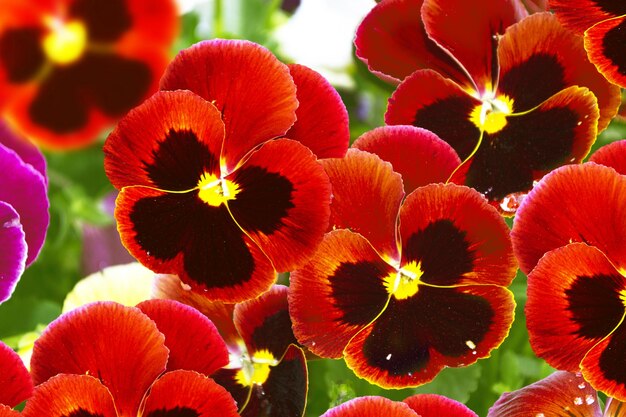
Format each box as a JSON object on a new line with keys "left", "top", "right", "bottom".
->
{"left": 0, "top": 0, "right": 178, "bottom": 148}
{"left": 511, "top": 140, "right": 626, "bottom": 400}
{"left": 156, "top": 275, "right": 308, "bottom": 417}
{"left": 320, "top": 394, "right": 477, "bottom": 417}
{"left": 550, "top": 1, "right": 626, "bottom": 88}
{"left": 0, "top": 341, "right": 33, "bottom": 415}
{"left": 25, "top": 300, "right": 239, "bottom": 416}
{"left": 0, "top": 123, "right": 48, "bottom": 303}
{"left": 356, "top": 0, "right": 620, "bottom": 212}
{"left": 105, "top": 40, "right": 348, "bottom": 303}
{"left": 289, "top": 135, "right": 517, "bottom": 388}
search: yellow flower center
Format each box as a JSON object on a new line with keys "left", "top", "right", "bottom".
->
{"left": 197, "top": 172, "right": 239, "bottom": 207}
{"left": 470, "top": 95, "right": 514, "bottom": 134}
{"left": 43, "top": 19, "right": 87, "bottom": 65}
{"left": 235, "top": 350, "right": 277, "bottom": 386}
{"left": 383, "top": 262, "right": 424, "bottom": 300}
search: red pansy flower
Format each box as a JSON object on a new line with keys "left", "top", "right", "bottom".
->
{"left": 320, "top": 394, "right": 477, "bottom": 417}
{"left": 355, "top": 0, "right": 620, "bottom": 213}
{"left": 104, "top": 40, "right": 349, "bottom": 303}
{"left": 24, "top": 300, "right": 239, "bottom": 416}
{"left": 289, "top": 132, "right": 516, "bottom": 388}
{"left": 512, "top": 140, "right": 626, "bottom": 400}
{"left": 550, "top": 1, "right": 626, "bottom": 88}
{"left": 155, "top": 275, "right": 308, "bottom": 417}
{"left": 0, "top": 341, "right": 33, "bottom": 416}
{"left": 0, "top": 0, "right": 178, "bottom": 149}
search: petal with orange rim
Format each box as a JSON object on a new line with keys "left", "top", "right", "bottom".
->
{"left": 320, "top": 148, "right": 403, "bottom": 261}
{"left": 582, "top": 324, "right": 626, "bottom": 402}
{"left": 142, "top": 370, "right": 240, "bottom": 417}
{"left": 104, "top": 90, "right": 224, "bottom": 190}
{"left": 512, "top": 163, "right": 626, "bottom": 274}
{"left": 137, "top": 299, "right": 230, "bottom": 375}
{"left": 160, "top": 40, "right": 298, "bottom": 172}
{"left": 497, "top": 12, "right": 620, "bottom": 130}
{"left": 321, "top": 396, "right": 417, "bottom": 417}
{"left": 344, "top": 285, "right": 514, "bottom": 388}
{"left": 487, "top": 371, "right": 602, "bottom": 417}
{"left": 590, "top": 140, "right": 626, "bottom": 175}
{"left": 526, "top": 243, "right": 626, "bottom": 372}
{"left": 284, "top": 64, "right": 349, "bottom": 159}
{"left": 0, "top": 341, "right": 32, "bottom": 407}
{"left": 399, "top": 183, "right": 516, "bottom": 287}
{"left": 21, "top": 374, "right": 117, "bottom": 417}
{"left": 404, "top": 394, "right": 478, "bottom": 417}
{"left": 352, "top": 126, "right": 461, "bottom": 194}
{"left": 116, "top": 187, "right": 275, "bottom": 302}
{"left": 451, "top": 85, "right": 599, "bottom": 206}
{"left": 289, "top": 230, "right": 395, "bottom": 358}
{"left": 422, "top": 0, "right": 528, "bottom": 94}
{"left": 549, "top": 0, "right": 626, "bottom": 34}
{"left": 585, "top": 15, "right": 626, "bottom": 89}
{"left": 0, "top": 406, "right": 19, "bottom": 417}
{"left": 386, "top": 69, "right": 482, "bottom": 161}
{"left": 226, "top": 138, "right": 331, "bottom": 273}
{"left": 353, "top": 0, "right": 470, "bottom": 86}
{"left": 30, "top": 302, "right": 168, "bottom": 417}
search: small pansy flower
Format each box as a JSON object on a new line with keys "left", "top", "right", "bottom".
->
{"left": 320, "top": 394, "right": 477, "bottom": 417}
{"left": 289, "top": 130, "right": 516, "bottom": 388}
{"left": 104, "top": 40, "right": 348, "bottom": 303}
{"left": 355, "top": 0, "right": 620, "bottom": 212}
{"left": 0, "top": 0, "right": 178, "bottom": 148}
{"left": 0, "top": 341, "right": 33, "bottom": 415}
{"left": 512, "top": 140, "right": 626, "bottom": 400}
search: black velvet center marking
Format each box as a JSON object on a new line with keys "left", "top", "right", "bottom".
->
{"left": 599, "top": 324, "right": 626, "bottom": 387}
{"left": 145, "top": 128, "right": 218, "bottom": 191}
{"left": 66, "top": 410, "right": 105, "bottom": 417}
{"left": 402, "top": 219, "right": 474, "bottom": 286}
{"left": 413, "top": 96, "right": 481, "bottom": 160}
{"left": 329, "top": 261, "right": 389, "bottom": 326}
{"left": 602, "top": 19, "right": 626, "bottom": 76}
{"left": 146, "top": 407, "right": 200, "bottom": 417}
{"left": 228, "top": 166, "right": 294, "bottom": 235}
{"left": 251, "top": 309, "right": 297, "bottom": 358}
{"left": 0, "top": 28, "right": 45, "bottom": 83}
{"left": 498, "top": 53, "right": 566, "bottom": 112}
{"left": 70, "top": 0, "right": 132, "bottom": 43}
{"left": 594, "top": 1, "right": 626, "bottom": 17}
{"left": 566, "top": 274, "right": 625, "bottom": 339}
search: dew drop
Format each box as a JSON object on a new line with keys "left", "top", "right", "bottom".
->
{"left": 2, "top": 218, "right": 18, "bottom": 228}
{"left": 386, "top": 354, "right": 392, "bottom": 360}
{"left": 311, "top": 341, "right": 316, "bottom": 346}
{"left": 585, "top": 395, "right": 595, "bottom": 405}
{"left": 578, "top": 382, "right": 586, "bottom": 389}
{"left": 471, "top": 351, "right": 477, "bottom": 355}
{"left": 180, "top": 282, "right": 192, "bottom": 291}
{"left": 573, "top": 397, "right": 583, "bottom": 406}
{"left": 465, "top": 340, "right": 476, "bottom": 350}
{"left": 536, "top": 413, "right": 545, "bottom": 417}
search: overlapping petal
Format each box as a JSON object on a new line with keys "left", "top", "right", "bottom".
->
{"left": 0, "top": 341, "right": 32, "bottom": 407}
{"left": 0, "top": 202, "right": 26, "bottom": 304}
{"left": 404, "top": 394, "right": 478, "bottom": 417}
{"left": 590, "top": 139, "right": 626, "bottom": 175}
{"left": 321, "top": 396, "right": 418, "bottom": 417}
{"left": 549, "top": 0, "right": 626, "bottom": 34}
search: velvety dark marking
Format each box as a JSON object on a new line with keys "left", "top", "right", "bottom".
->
{"left": 251, "top": 309, "right": 298, "bottom": 358}
{"left": 466, "top": 107, "right": 577, "bottom": 200}
{"left": 329, "top": 261, "right": 389, "bottom": 326}
{"left": 594, "top": 1, "right": 626, "bottom": 17}
{"left": 145, "top": 407, "right": 200, "bottom": 417}
{"left": 130, "top": 193, "right": 256, "bottom": 288}
{"left": 66, "top": 410, "right": 104, "bottom": 417}
{"left": 145, "top": 128, "right": 218, "bottom": 191}
{"left": 70, "top": 0, "right": 132, "bottom": 42}
{"left": 599, "top": 324, "right": 626, "bottom": 387}
{"left": 498, "top": 53, "right": 566, "bottom": 111}
{"left": 601, "top": 19, "right": 626, "bottom": 76}
{"left": 566, "top": 274, "right": 624, "bottom": 339}
{"left": 212, "top": 368, "right": 250, "bottom": 407}
{"left": 228, "top": 166, "right": 294, "bottom": 235}
{"left": 413, "top": 97, "right": 480, "bottom": 159}
{"left": 0, "top": 28, "right": 44, "bottom": 82}
{"left": 403, "top": 219, "right": 474, "bottom": 286}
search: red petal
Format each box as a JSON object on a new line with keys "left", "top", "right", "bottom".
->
{"left": 320, "top": 396, "right": 418, "bottom": 417}
{"left": 0, "top": 406, "right": 19, "bottom": 417}
{"left": 585, "top": 15, "right": 626, "bottom": 89}
{"left": 320, "top": 148, "right": 404, "bottom": 261}
{"left": 123, "top": 0, "right": 179, "bottom": 47}
{"left": 160, "top": 40, "right": 298, "bottom": 172}
{"left": 352, "top": 126, "right": 461, "bottom": 194}
{"left": 549, "top": 0, "right": 626, "bottom": 34}
{"left": 142, "top": 370, "right": 240, "bottom": 417}
{"left": 605, "top": 397, "right": 626, "bottom": 416}
{"left": 590, "top": 140, "right": 626, "bottom": 175}
{"left": 404, "top": 394, "right": 478, "bottom": 417}
{"left": 284, "top": 64, "right": 349, "bottom": 159}
{"left": 0, "top": 341, "right": 32, "bottom": 407}
{"left": 30, "top": 302, "right": 168, "bottom": 417}
{"left": 512, "top": 163, "right": 626, "bottom": 274}
{"left": 582, "top": 323, "right": 626, "bottom": 401}
{"left": 354, "top": 0, "right": 470, "bottom": 86}
{"left": 137, "top": 299, "right": 230, "bottom": 375}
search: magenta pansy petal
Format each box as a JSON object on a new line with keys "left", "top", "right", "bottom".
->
{"left": 0, "top": 202, "right": 26, "bottom": 303}
{"left": 0, "top": 123, "right": 46, "bottom": 180}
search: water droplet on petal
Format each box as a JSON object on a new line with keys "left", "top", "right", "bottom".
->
{"left": 573, "top": 397, "right": 583, "bottom": 406}
{"left": 465, "top": 340, "right": 476, "bottom": 350}
{"left": 386, "top": 354, "right": 392, "bottom": 360}
{"left": 180, "top": 282, "right": 192, "bottom": 291}
{"left": 585, "top": 395, "right": 595, "bottom": 405}
{"left": 578, "top": 382, "right": 586, "bottom": 389}
{"left": 536, "top": 413, "right": 545, "bottom": 417}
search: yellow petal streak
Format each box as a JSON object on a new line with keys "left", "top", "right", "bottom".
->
{"left": 620, "top": 289, "right": 626, "bottom": 307}
{"left": 384, "top": 262, "right": 424, "bottom": 300}
{"left": 470, "top": 95, "right": 514, "bottom": 135}
{"left": 197, "top": 172, "right": 240, "bottom": 207}
{"left": 43, "top": 19, "right": 87, "bottom": 65}
{"left": 235, "top": 350, "right": 277, "bottom": 387}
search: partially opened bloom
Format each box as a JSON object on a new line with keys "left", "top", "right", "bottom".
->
{"left": 0, "top": 341, "right": 33, "bottom": 415}
{"left": 105, "top": 40, "right": 349, "bottom": 302}
{"left": 156, "top": 275, "right": 308, "bottom": 417}
{"left": 0, "top": 0, "right": 178, "bottom": 148}
{"left": 512, "top": 141, "right": 626, "bottom": 400}
{"left": 320, "top": 394, "right": 477, "bottom": 417}
{"left": 289, "top": 139, "right": 516, "bottom": 388}
{"left": 25, "top": 300, "right": 239, "bottom": 416}
{"left": 356, "top": 0, "right": 620, "bottom": 212}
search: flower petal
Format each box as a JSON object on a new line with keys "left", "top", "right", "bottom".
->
{"left": 590, "top": 140, "right": 626, "bottom": 175}
{"left": 30, "top": 302, "right": 168, "bottom": 417}
{"left": 0, "top": 122, "right": 45, "bottom": 179}
{"left": 0, "top": 202, "right": 26, "bottom": 303}
{"left": 582, "top": 325, "right": 626, "bottom": 402}
{"left": 585, "top": 15, "right": 626, "bottom": 89}
{"left": 352, "top": 126, "right": 460, "bottom": 194}
{"left": 0, "top": 341, "right": 32, "bottom": 407}
{"left": 403, "top": 394, "right": 478, "bottom": 417}
{"left": 321, "top": 396, "right": 417, "bottom": 417}
{"left": 549, "top": 0, "right": 626, "bottom": 34}
{"left": 605, "top": 397, "right": 626, "bottom": 416}
{"left": 0, "top": 27, "right": 45, "bottom": 84}
{"left": 160, "top": 40, "right": 298, "bottom": 172}
{"left": 0, "top": 406, "right": 20, "bottom": 417}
